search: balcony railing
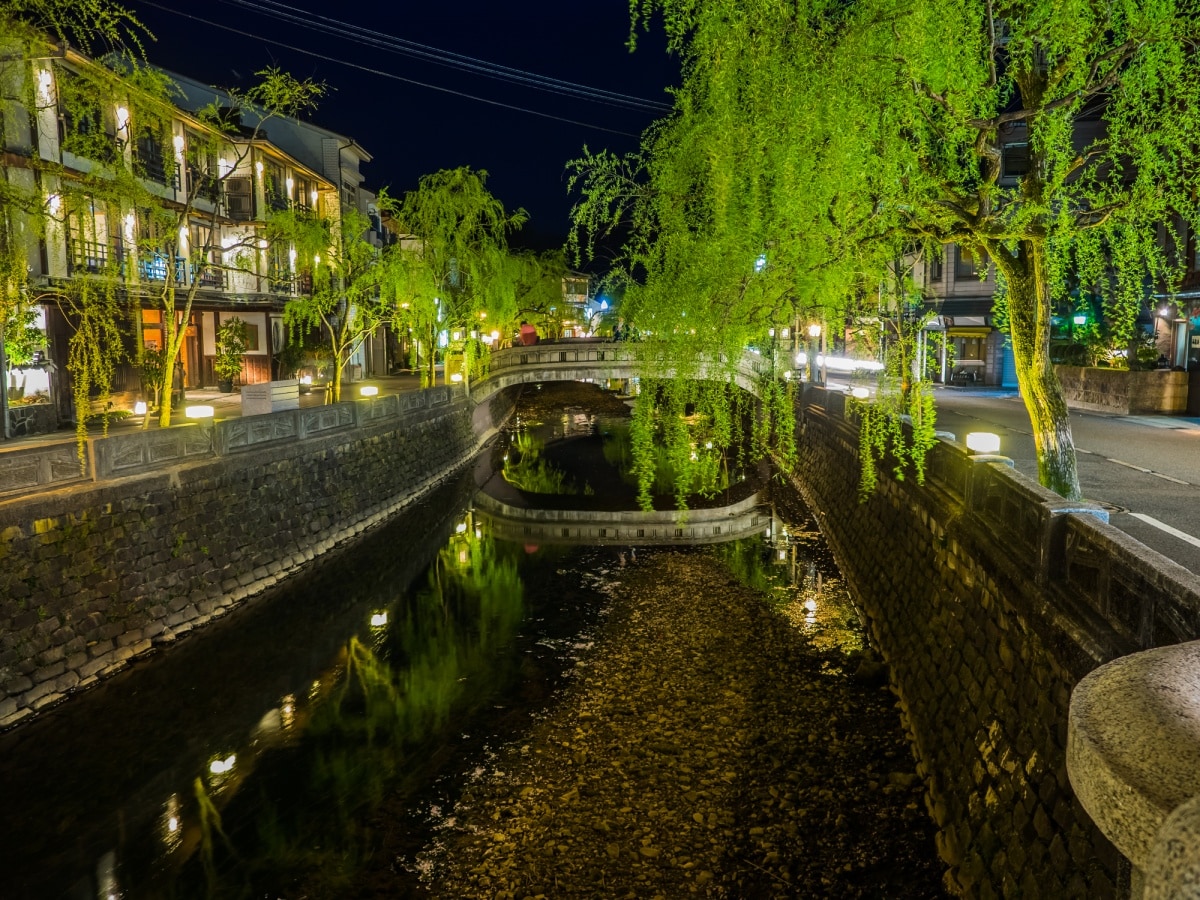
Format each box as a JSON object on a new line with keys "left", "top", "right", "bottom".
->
{"left": 194, "top": 265, "right": 227, "bottom": 289}
{"left": 187, "top": 169, "right": 221, "bottom": 204}
{"left": 137, "top": 254, "right": 187, "bottom": 284}
{"left": 268, "top": 267, "right": 312, "bottom": 295}
{"left": 67, "top": 238, "right": 122, "bottom": 276}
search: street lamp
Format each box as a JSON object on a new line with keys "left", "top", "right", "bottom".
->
{"left": 807, "top": 324, "right": 822, "bottom": 385}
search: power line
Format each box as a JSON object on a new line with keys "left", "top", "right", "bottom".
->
{"left": 211, "top": 0, "right": 671, "bottom": 113}
{"left": 132, "top": 0, "right": 647, "bottom": 138}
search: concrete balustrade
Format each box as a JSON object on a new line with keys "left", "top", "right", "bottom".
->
{"left": 1069, "top": 641, "right": 1200, "bottom": 898}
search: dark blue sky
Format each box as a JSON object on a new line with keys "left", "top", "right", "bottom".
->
{"left": 126, "top": 0, "right": 679, "bottom": 250}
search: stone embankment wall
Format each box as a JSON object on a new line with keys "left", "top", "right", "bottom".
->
{"left": 1055, "top": 365, "right": 1187, "bottom": 415}
{"left": 793, "top": 388, "right": 1200, "bottom": 898}
{"left": 0, "top": 387, "right": 514, "bottom": 729}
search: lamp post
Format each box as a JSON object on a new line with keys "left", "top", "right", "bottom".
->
{"left": 807, "top": 323, "right": 822, "bottom": 385}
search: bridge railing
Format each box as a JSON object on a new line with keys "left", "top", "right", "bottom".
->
{"left": 481, "top": 341, "right": 770, "bottom": 398}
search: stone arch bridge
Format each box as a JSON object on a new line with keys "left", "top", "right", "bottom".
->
{"left": 469, "top": 341, "right": 771, "bottom": 405}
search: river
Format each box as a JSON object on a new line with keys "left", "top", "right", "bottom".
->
{"left": 0, "top": 384, "right": 944, "bottom": 898}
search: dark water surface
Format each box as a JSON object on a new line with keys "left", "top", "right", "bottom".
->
{"left": 0, "top": 397, "right": 860, "bottom": 898}
{"left": 0, "top": 470, "right": 620, "bottom": 899}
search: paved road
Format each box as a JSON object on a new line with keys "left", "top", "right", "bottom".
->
{"left": 927, "top": 386, "right": 1200, "bottom": 577}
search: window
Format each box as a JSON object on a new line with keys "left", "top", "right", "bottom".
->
{"left": 67, "top": 199, "right": 112, "bottom": 274}
{"left": 185, "top": 134, "right": 220, "bottom": 201}
{"left": 955, "top": 245, "right": 987, "bottom": 280}
{"left": 265, "top": 162, "right": 287, "bottom": 210}
{"left": 928, "top": 251, "right": 943, "bottom": 283}
{"left": 1002, "top": 143, "right": 1031, "bottom": 179}
{"left": 294, "top": 175, "right": 316, "bottom": 212}
{"left": 142, "top": 309, "right": 162, "bottom": 350}
{"left": 135, "top": 127, "right": 167, "bottom": 185}
{"left": 224, "top": 177, "right": 253, "bottom": 220}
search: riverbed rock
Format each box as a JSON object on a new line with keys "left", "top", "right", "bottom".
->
{"left": 414, "top": 549, "right": 946, "bottom": 898}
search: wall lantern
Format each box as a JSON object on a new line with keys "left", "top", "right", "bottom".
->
{"left": 133, "top": 401, "right": 148, "bottom": 416}
{"left": 965, "top": 432, "right": 1001, "bottom": 454}
{"left": 449, "top": 372, "right": 464, "bottom": 383}
{"left": 808, "top": 324, "right": 822, "bottom": 338}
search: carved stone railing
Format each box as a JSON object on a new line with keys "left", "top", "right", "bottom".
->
{"left": 0, "top": 385, "right": 468, "bottom": 500}
{"left": 472, "top": 340, "right": 770, "bottom": 404}
{"left": 472, "top": 490, "right": 767, "bottom": 546}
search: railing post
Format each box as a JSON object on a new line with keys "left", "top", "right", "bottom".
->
{"left": 1036, "top": 502, "right": 1110, "bottom": 588}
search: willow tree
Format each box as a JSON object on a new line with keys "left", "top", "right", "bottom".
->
{"left": 392, "top": 167, "right": 526, "bottom": 386}
{"left": 270, "top": 199, "right": 394, "bottom": 402}
{"left": 569, "top": 3, "right": 896, "bottom": 506}
{"left": 627, "top": 0, "right": 1200, "bottom": 499}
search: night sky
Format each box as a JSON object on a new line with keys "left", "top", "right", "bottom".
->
{"left": 125, "top": 0, "right": 679, "bottom": 252}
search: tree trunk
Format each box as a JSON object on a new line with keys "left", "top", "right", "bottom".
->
{"left": 990, "top": 239, "right": 1082, "bottom": 500}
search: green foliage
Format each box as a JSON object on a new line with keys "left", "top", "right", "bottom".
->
{"left": 623, "top": 379, "right": 743, "bottom": 510}
{"left": 852, "top": 316, "right": 940, "bottom": 501}
{"left": 61, "top": 275, "right": 124, "bottom": 469}
{"left": 389, "top": 167, "right": 527, "bottom": 385}
{"left": 578, "top": 0, "right": 1200, "bottom": 500}
{"left": 213, "top": 317, "right": 248, "bottom": 381}
{"left": 502, "top": 429, "right": 579, "bottom": 495}
{"left": 3, "top": 305, "right": 43, "bottom": 366}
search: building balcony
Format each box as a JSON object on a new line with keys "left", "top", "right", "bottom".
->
{"left": 137, "top": 254, "right": 187, "bottom": 284}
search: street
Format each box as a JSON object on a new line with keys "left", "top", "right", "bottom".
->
{"left": 930, "top": 386, "right": 1200, "bottom": 576}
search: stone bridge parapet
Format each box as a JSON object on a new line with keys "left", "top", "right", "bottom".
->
{"left": 471, "top": 340, "right": 768, "bottom": 404}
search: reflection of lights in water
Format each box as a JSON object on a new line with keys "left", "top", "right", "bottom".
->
{"left": 97, "top": 850, "right": 119, "bottom": 900}
{"left": 804, "top": 599, "right": 817, "bottom": 612}
{"left": 281, "top": 694, "right": 296, "bottom": 729}
{"left": 370, "top": 612, "right": 388, "bottom": 628}
{"left": 309, "top": 679, "right": 322, "bottom": 701}
{"left": 160, "top": 794, "right": 183, "bottom": 851}
{"left": 209, "top": 754, "right": 237, "bottom": 775}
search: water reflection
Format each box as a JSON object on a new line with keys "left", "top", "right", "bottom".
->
{"left": 716, "top": 507, "right": 865, "bottom": 656}
{"left": 0, "top": 473, "right": 854, "bottom": 899}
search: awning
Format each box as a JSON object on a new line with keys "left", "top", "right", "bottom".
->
{"left": 946, "top": 326, "right": 993, "bottom": 337}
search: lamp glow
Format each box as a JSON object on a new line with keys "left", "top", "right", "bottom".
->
{"left": 185, "top": 405, "right": 214, "bottom": 419}
{"left": 370, "top": 612, "right": 388, "bottom": 627}
{"left": 807, "top": 324, "right": 822, "bottom": 337}
{"left": 449, "top": 372, "right": 464, "bottom": 383}
{"left": 1073, "top": 314, "right": 1087, "bottom": 326}
{"left": 134, "top": 401, "right": 148, "bottom": 415}
{"left": 359, "top": 385, "right": 378, "bottom": 397}
{"left": 966, "top": 432, "right": 1001, "bottom": 453}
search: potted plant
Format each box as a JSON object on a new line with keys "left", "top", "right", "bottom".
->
{"left": 213, "top": 317, "right": 248, "bottom": 392}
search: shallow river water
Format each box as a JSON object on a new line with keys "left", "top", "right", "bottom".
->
{"left": 0, "top": 388, "right": 942, "bottom": 899}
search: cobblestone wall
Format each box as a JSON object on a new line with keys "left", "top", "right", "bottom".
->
{"left": 0, "top": 391, "right": 513, "bottom": 729}
{"left": 794, "top": 397, "right": 1126, "bottom": 898}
